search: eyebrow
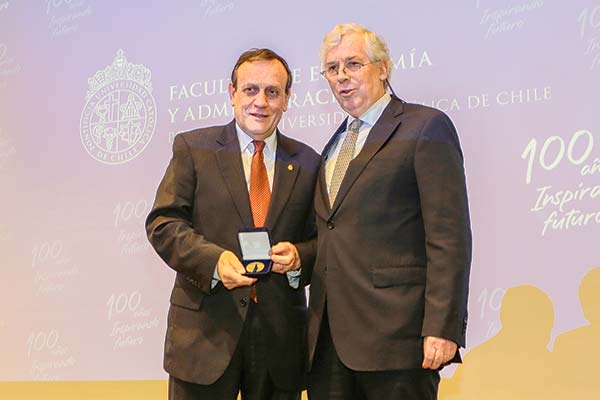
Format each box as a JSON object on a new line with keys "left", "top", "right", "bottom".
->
{"left": 325, "top": 55, "right": 362, "bottom": 65}
{"left": 240, "top": 83, "right": 282, "bottom": 92}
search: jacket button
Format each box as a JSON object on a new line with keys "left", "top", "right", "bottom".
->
{"left": 327, "top": 221, "right": 335, "bottom": 230}
{"left": 239, "top": 298, "right": 247, "bottom": 307}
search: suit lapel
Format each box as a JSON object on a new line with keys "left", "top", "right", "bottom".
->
{"left": 266, "top": 132, "right": 299, "bottom": 230}
{"left": 215, "top": 121, "right": 254, "bottom": 227}
{"left": 329, "top": 98, "right": 405, "bottom": 215}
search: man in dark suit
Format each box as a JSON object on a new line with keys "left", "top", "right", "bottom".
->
{"left": 146, "top": 49, "right": 320, "bottom": 400}
{"left": 305, "top": 24, "right": 472, "bottom": 400}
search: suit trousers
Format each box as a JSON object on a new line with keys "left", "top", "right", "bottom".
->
{"left": 307, "top": 306, "right": 440, "bottom": 400}
{"left": 168, "top": 302, "right": 301, "bottom": 400}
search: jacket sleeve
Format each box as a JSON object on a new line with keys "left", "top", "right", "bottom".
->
{"left": 414, "top": 111, "right": 472, "bottom": 347}
{"left": 146, "top": 134, "right": 225, "bottom": 294}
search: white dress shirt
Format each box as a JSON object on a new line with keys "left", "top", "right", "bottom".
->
{"left": 236, "top": 124, "right": 276, "bottom": 191}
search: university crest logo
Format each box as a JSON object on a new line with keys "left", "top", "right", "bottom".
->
{"left": 80, "top": 49, "right": 156, "bottom": 164}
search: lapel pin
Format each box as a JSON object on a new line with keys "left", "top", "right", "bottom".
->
{"left": 287, "top": 164, "right": 294, "bottom": 171}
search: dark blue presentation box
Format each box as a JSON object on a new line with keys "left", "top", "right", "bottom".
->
{"left": 238, "top": 228, "right": 273, "bottom": 277}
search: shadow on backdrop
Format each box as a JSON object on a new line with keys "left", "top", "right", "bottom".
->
{"left": 440, "top": 268, "right": 600, "bottom": 399}
{"left": 439, "top": 285, "right": 555, "bottom": 400}
{"left": 552, "top": 267, "right": 600, "bottom": 398}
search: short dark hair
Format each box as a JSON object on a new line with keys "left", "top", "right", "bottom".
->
{"left": 230, "top": 48, "right": 293, "bottom": 93}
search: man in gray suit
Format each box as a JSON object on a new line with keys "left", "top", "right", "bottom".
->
{"left": 147, "top": 49, "right": 320, "bottom": 400}
{"left": 305, "top": 24, "right": 472, "bottom": 400}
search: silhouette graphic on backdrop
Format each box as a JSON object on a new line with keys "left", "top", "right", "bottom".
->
{"left": 552, "top": 267, "right": 600, "bottom": 398}
{"left": 439, "top": 285, "right": 555, "bottom": 400}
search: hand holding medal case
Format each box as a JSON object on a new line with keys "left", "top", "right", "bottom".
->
{"left": 238, "top": 227, "right": 273, "bottom": 277}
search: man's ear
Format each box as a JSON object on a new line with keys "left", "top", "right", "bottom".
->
{"left": 228, "top": 82, "right": 236, "bottom": 106}
{"left": 379, "top": 61, "right": 389, "bottom": 82}
{"left": 282, "top": 92, "right": 290, "bottom": 112}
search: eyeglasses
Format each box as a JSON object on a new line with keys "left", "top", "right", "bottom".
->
{"left": 320, "top": 60, "right": 379, "bottom": 78}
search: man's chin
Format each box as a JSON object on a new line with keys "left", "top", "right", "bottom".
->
{"left": 334, "top": 97, "right": 356, "bottom": 114}
{"left": 245, "top": 125, "right": 275, "bottom": 139}
{"left": 339, "top": 103, "right": 359, "bottom": 117}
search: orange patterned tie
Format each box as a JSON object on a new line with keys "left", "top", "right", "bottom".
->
{"left": 248, "top": 140, "right": 271, "bottom": 303}
{"left": 249, "top": 140, "right": 271, "bottom": 227}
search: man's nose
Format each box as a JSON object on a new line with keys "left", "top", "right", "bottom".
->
{"left": 254, "top": 90, "right": 268, "bottom": 107}
{"left": 336, "top": 66, "right": 350, "bottom": 82}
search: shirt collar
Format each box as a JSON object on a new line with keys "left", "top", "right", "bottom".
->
{"left": 235, "top": 123, "right": 277, "bottom": 155}
{"left": 349, "top": 92, "right": 391, "bottom": 128}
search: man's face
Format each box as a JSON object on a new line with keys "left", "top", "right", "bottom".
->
{"left": 229, "top": 59, "right": 290, "bottom": 140}
{"left": 324, "top": 33, "right": 388, "bottom": 117}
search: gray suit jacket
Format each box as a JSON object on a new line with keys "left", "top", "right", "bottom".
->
{"left": 305, "top": 97, "right": 472, "bottom": 371}
{"left": 146, "top": 120, "right": 320, "bottom": 389}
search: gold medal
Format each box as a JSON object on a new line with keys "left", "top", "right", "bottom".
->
{"left": 246, "top": 261, "right": 265, "bottom": 273}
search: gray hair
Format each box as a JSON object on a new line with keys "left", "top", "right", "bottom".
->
{"left": 320, "top": 23, "right": 393, "bottom": 82}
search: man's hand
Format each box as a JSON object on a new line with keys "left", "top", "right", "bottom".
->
{"left": 422, "top": 336, "right": 457, "bottom": 370}
{"left": 270, "top": 242, "right": 301, "bottom": 274}
{"left": 217, "top": 250, "right": 256, "bottom": 290}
